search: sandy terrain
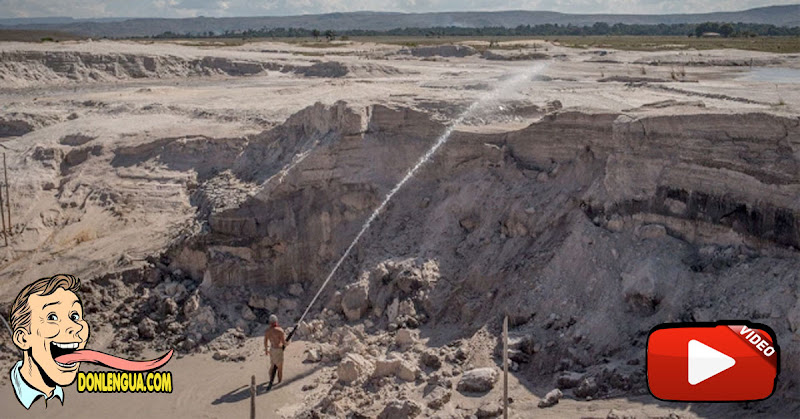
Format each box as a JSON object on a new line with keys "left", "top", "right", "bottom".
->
{"left": 0, "top": 39, "right": 799, "bottom": 418}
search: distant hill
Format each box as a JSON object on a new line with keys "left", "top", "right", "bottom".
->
{"left": 2, "top": 5, "right": 799, "bottom": 38}
{"left": 0, "top": 17, "right": 128, "bottom": 26}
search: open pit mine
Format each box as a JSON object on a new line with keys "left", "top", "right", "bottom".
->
{"left": 0, "top": 39, "right": 799, "bottom": 418}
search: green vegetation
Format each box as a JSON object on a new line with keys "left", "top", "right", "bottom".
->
{"left": 146, "top": 22, "right": 800, "bottom": 53}
{"left": 0, "top": 29, "right": 80, "bottom": 42}
{"left": 545, "top": 35, "right": 800, "bottom": 53}
{"left": 152, "top": 22, "right": 800, "bottom": 41}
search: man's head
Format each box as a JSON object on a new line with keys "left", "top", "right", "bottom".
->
{"left": 269, "top": 314, "right": 278, "bottom": 327}
{"left": 9, "top": 274, "right": 89, "bottom": 386}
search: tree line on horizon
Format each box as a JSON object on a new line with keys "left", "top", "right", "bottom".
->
{"left": 150, "top": 22, "right": 800, "bottom": 40}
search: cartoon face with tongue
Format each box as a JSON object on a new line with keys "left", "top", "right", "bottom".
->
{"left": 9, "top": 274, "right": 87, "bottom": 406}
{"left": 9, "top": 274, "right": 172, "bottom": 409}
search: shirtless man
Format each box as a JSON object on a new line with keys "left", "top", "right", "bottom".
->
{"left": 264, "top": 314, "right": 287, "bottom": 390}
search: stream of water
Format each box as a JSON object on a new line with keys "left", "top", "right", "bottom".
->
{"left": 291, "top": 62, "right": 549, "bottom": 333}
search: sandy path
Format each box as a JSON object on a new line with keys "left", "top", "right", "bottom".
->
{"left": 0, "top": 339, "right": 323, "bottom": 418}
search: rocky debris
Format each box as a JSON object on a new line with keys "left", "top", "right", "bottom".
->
{"left": 280, "top": 297, "right": 299, "bottom": 312}
{"left": 425, "top": 386, "right": 452, "bottom": 410}
{"left": 788, "top": 303, "right": 800, "bottom": 333}
{"left": 573, "top": 377, "right": 600, "bottom": 399}
{"left": 606, "top": 215, "right": 625, "bottom": 232}
{"left": 593, "top": 364, "right": 646, "bottom": 397}
{"left": 460, "top": 215, "right": 480, "bottom": 232}
{"left": 240, "top": 305, "right": 256, "bottom": 321}
{"left": 362, "top": 258, "right": 439, "bottom": 328}
{"left": 476, "top": 401, "right": 504, "bottom": 418}
{"left": 509, "top": 335, "right": 539, "bottom": 358}
{"left": 249, "top": 295, "right": 279, "bottom": 312}
{"left": 457, "top": 368, "right": 499, "bottom": 393}
{"left": 305, "top": 347, "right": 322, "bottom": 363}
{"left": 183, "top": 294, "right": 200, "bottom": 316}
{"left": 395, "top": 328, "right": 418, "bottom": 347}
{"left": 420, "top": 350, "right": 442, "bottom": 370}
{"left": 337, "top": 353, "right": 374, "bottom": 384}
{"left": 342, "top": 281, "right": 370, "bottom": 321}
{"left": 620, "top": 257, "right": 684, "bottom": 316}
{"left": 188, "top": 305, "right": 217, "bottom": 339}
{"left": 138, "top": 317, "right": 157, "bottom": 340}
{"left": 378, "top": 400, "right": 422, "bottom": 419}
{"left": 371, "top": 356, "right": 418, "bottom": 382}
{"left": 79, "top": 265, "right": 227, "bottom": 357}
{"left": 638, "top": 224, "right": 667, "bottom": 239}
{"left": 397, "top": 361, "right": 419, "bottom": 382}
{"left": 206, "top": 328, "right": 247, "bottom": 353}
{"left": 289, "top": 283, "right": 304, "bottom": 297}
{"left": 556, "top": 371, "right": 585, "bottom": 389}
{"left": 334, "top": 329, "right": 368, "bottom": 358}
{"left": 374, "top": 357, "right": 402, "bottom": 378}
{"left": 427, "top": 372, "right": 453, "bottom": 389}
{"left": 537, "top": 389, "right": 563, "bottom": 408}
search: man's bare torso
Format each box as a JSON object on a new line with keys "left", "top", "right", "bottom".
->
{"left": 265, "top": 326, "right": 285, "bottom": 349}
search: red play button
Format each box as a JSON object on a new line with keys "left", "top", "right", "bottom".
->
{"left": 647, "top": 322, "right": 779, "bottom": 401}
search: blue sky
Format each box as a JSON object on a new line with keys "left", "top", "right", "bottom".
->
{"left": 1, "top": 0, "right": 797, "bottom": 18}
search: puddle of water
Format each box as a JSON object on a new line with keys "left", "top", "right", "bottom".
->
{"left": 737, "top": 67, "right": 800, "bottom": 83}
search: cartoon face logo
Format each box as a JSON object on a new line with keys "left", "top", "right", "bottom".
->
{"left": 14, "top": 285, "right": 90, "bottom": 387}
{"left": 8, "top": 274, "right": 172, "bottom": 410}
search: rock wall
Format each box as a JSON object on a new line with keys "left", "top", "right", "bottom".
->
{"left": 0, "top": 50, "right": 396, "bottom": 87}
{"left": 158, "top": 102, "right": 800, "bottom": 402}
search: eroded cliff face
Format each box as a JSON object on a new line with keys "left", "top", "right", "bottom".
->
{"left": 154, "top": 102, "right": 800, "bottom": 402}
{"left": 0, "top": 50, "right": 403, "bottom": 87}
{"left": 188, "top": 105, "right": 800, "bottom": 288}
{"left": 2, "top": 97, "right": 797, "bottom": 405}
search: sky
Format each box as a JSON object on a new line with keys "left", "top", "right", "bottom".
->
{"left": 1, "top": 0, "right": 798, "bottom": 19}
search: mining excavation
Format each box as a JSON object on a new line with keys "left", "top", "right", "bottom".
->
{"left": 0, "top": 36, "right": 799, "bottom": 418}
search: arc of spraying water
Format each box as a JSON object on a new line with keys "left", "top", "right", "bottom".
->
{"left": 288, "top": 62, "right": 548, "bottom": 340}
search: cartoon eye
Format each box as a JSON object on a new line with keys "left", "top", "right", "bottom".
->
{"left": 47, "top": 313, "right": 58, "bottom": 321}
{"left": 69, "top": 312, "right": 81, "bottom": 322}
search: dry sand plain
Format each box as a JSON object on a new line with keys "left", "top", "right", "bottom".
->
{"left": 0, "top": 39, "right": 799, "bottom": 418}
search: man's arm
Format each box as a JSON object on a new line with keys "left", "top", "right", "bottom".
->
{"left": 280, "top": 329, "right": 287, "bottom": 348}
{"left": 264, "top": 330, "right": 271, "bottom": 354}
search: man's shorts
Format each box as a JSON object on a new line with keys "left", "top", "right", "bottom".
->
{"left": 270, "top": 348, "right": 284, "bottom": 366}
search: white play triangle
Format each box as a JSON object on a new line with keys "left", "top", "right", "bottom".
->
{"left": 688, "top": 339, "right": 736, "bottom": 385}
